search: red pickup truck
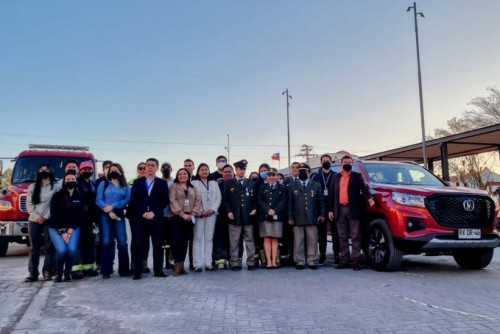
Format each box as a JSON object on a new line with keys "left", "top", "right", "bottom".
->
{"left": 323, "top": 160, "right": 499, "bottom": 270}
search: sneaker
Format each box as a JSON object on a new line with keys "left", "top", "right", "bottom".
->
{"left": 64, "top": 275, "right": 72, "bottom": 282}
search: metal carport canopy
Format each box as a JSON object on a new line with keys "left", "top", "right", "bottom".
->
{"left": 360, "top": 123, "right": 500, "bottom": 180}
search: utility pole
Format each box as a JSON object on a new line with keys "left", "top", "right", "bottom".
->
{"left": 224, "top": 134, "right": 230, "bottom": 164}
{"left": 282, "top": 89, "right": 292, "bottom": 171}
{"left": 296, "top": 144, "right": 316, "bottom": 165}
{"left": 407, "top": 2, "right": 428, "bottom": 169}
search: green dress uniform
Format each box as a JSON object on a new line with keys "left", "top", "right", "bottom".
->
{"left": 288, "top": 179, "right": 325, "bottom": 266}
{"left": 224, "top": 177, "right": 257, "bottom": 269}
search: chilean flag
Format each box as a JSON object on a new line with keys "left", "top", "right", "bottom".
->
{"left": 271, "top": 152, "right": 280, "bottom": 161}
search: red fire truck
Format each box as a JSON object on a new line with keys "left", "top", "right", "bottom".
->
{"left": 0, "top": 144, "right": 95, "bottom": 256}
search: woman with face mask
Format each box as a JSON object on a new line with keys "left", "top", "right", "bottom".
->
{"left": 192, "top": 163, "right": 222, "bottom": 271}
{"left": 96, "top": 163, "right": 131, "bottom": 279}
{"left": 25, "top": 164, "right": 58, "bottom": 282}
{"left": 48, "top": 172, "right": 85, "bottom": 282}
{"left": 253, "top": 163, "right": 270, "bottom": 267}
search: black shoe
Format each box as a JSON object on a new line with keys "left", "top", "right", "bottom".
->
{"left": 333, "top": 255, "right": 340, "bottom": 265}
{"left": 154, "top": 271, "right": 167, "bottom": 277}
{"left": 133, "top": 273, "right": 142, "bottom": 280}
{"left": 247, "top": 265, "right": 255, "bottom": 271}
{"left": 54, "top": 275, "right": 63, "bottom": 283}
{"left": 24, "top": 275, "right": 38, "bottom": 282}
{"left": 72, "top": 272, "right": 84, "bottom": 280}
{"left": 318, "top": 256, "right": 326, "bottom": 265}
{"left": 84, "top": 269, "right": 99, "bottom": 277}
{"left": 119, "top": 271, "right": 131, "bottom": 277}
{"left": 295, "top": 265, "right": 305, "bottom": 270}
{"left": 142, "top": 267, "right": 151, "bottom": 274}
{"left": 335, "top": 263, "right": 350, "bottom": 269}
{"left": 352, "top": 263, "right": 361, "bottom": 271}
{"left": 64, "top": 275, "right": 72, "bottom": 282}
{"left": 231, "top": 266, "right": 242, "bottom": 271}
{"left": 102, "top": 274, "right": 110, "bottom": 279}
{"left": 189, "top": 264, "right": 195, "bottom": 271}
{"left": 308, "top": 265, "right": 319, "bottom": 270}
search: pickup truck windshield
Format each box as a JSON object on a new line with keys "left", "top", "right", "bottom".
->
{"left": 11, "top": 156, "right": 94, "bottom": 184}
{"left": 365, "top": 163, "right": 444, "bottom": 186}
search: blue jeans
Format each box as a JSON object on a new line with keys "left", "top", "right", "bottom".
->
{"left": 100, "top": 214, "right": 129, "bottom": 275}
{"left": 49, "top": 228, "right": 80, "bottom": 276}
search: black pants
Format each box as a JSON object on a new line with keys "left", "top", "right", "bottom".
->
{"left": 318, "top": 217, "right": 340, "bottom": 259}
{"left": 213, "top": 215, "right": 229, "bottom": 263}
{"left": 131, "top": 218, "right": 164, "bottom": 274}
{"left": 170, "top": 215, "right": 193, "bottom": 263}
{"left": 72, "top": 221, "right": 96, "bottom": 272}
{"left": 28, "top": 221, "right": 54, "bottom": 276}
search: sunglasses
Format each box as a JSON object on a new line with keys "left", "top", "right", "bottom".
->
{"left": 138, "top": 167, "right": 146, "bottom": 171}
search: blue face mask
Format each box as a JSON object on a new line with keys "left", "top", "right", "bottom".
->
{"left": 260, "top": 172, "right": 268, "bottom": 179}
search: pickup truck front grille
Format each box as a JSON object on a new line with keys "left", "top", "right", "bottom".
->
{"left": 19, "top": 195, "right": 28, "bottom": 212}
{"left": 425, "top": 195, "right": 494, "bottom": 229}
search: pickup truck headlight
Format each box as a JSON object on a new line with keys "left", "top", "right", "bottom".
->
{"left": 391, "top": 192, "right": 426, "bottom": 208}
{"left": 0, "top": 200, "right": 12, "bottom": 210}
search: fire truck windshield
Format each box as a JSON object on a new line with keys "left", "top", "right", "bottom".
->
{"left": 11, "top": 156, "right": 94, "bottom": 184}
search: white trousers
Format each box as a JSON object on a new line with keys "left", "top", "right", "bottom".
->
{"left": 193, "top": 214, "right": 217, "bottom": 268}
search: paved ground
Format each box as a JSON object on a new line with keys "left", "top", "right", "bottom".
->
{"left": 2, "top": 243, "right": 500, "bottom": 334}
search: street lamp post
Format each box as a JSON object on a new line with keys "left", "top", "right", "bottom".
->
{"left": 407, "top": 2, "right": 428, "bottom": 169}
{"left": 282, "top": 89, "right": 292, "bottom": 172}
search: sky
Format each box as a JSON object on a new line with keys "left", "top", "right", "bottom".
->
{"left": 1, "top": 0, "right": 499, "bottom": 179}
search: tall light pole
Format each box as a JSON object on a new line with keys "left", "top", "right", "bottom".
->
{"left": 407, "top": 2, "right": 427, "bottom": 169}
{"left": 282, "top": 89, "right": 292, "bottom": 171}
{"left": 224, "top": 134, "right": 230, "bottom": 164}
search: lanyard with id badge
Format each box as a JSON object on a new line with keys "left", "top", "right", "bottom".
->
{"left": 322, "top": 172, "right": 331, "bottom": 197}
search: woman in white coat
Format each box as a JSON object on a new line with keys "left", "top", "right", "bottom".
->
{"left": 192, "top": 163, "right": 222, "bottom": 271}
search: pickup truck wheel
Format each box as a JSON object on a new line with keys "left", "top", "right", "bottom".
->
{"left": 366, "top": 219, "right": 403, "bottom": 271}
{"left": 0, "top": 240, "right": 8, "bottom": 257}
{"left": 453, "top": 249, "right": 493, "bottom": 269}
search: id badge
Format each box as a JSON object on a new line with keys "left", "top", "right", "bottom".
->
{"left": 324, "top": 189, "right": 328, "bottom": 196}
{"left": 184, "top": 199, "right": 190, "bottom": 207}
{"left": 273, "top": 215, "right": 278, "bottom": 221}
{"left": 206, "top": 195, "right": 210, "bottom": 202}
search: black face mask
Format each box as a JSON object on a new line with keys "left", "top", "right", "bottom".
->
{"left": 298, "top": 171, "right": 308, "bottom": 181}
{"left": 162, "top": 170, "right": 171, "bottom": 179}
{"left": 39, "top": 171, "right": 50, "bottom": 179}
{"left": 65, "top": 181, "right": 77, "bottom": 190}
{"left": 109, "top": 171, "right": 120, "bottom": 180}
{"left": 342, "top": 164, "right": 352, "bottom": 172}
{"left": 81, "top": 171, "right": 93, "bottom": 179}
{"left": 322, "top": 161, "right": 331, "bottom": 170}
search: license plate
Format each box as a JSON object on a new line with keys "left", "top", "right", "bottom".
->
{"left": 458, "top": 229, "right": 481, "bottom": 239}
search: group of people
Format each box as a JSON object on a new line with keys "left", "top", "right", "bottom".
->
{"left": 25, "top": 153, "right": 374, "bottom": 283}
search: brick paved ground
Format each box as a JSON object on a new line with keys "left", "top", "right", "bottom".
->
{"left": 2, "top": 244, "right": 500, "bottom": 334}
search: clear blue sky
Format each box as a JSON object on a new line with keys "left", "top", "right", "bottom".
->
{"left": 1, "top": 1, "right": 499, "bottom": 178}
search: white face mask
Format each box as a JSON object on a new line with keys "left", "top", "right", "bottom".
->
{"left": 217, "top": 162, "right": 226, "bottom": 170}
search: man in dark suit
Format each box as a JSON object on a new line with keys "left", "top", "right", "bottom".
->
{"left": 288, "top": 163, "right": 325, "bottom": 270}
{"left": 224, "top": 159, "right": 257, "bottom": 271}
{"left": 313, "top": 154, "right": 340, "bottom": 265}
{"left": 327, "top": 155, "right": 374, "bottom": 271}
{"left": 129, "top": 158, "right": 170, "bottom": 280}
{"left": 213, "top": 164, "right": 233, "bottom": 269}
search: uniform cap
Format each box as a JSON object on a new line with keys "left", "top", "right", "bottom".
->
{"left": 233, "top": 159, "right": 248, "bottom": 169}
{"left": 297, "top": 163, "right": 310, "bottom": 172}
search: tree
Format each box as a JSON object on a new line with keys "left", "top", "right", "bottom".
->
{"left": 430, "top": 87, "right": 500, "bottom": 189}
{"left": 1, "top": 168, "right": 12, "bottom": 189}
{"left": 463, "top": 87, "right": 500, "bottom": 127}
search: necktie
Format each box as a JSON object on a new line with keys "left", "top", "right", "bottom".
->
{"left": 240, "top": 179, "right": 244, "bottom": 186}
{"left": 302, "top": 181, "right": 306, "bottom": 188}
